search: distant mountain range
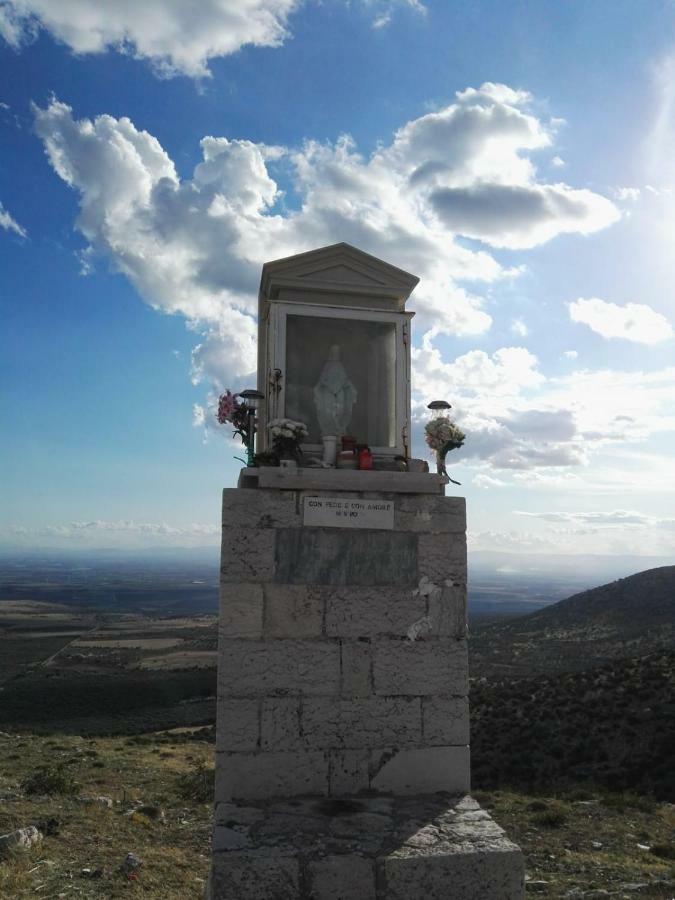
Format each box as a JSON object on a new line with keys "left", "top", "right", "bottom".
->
{"left": 470, "top": 566, "right": 675, "bottom": 799}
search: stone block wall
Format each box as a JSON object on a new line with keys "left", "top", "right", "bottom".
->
{"left": 216, "top": 486, "right": 470, "bottom": 804}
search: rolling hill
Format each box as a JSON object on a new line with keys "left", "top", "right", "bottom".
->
{"left": 470, "top": 565, "right": 675, "bottom": 680}
{"left": 470, "top": 566, "right": 675, "bottom": 799}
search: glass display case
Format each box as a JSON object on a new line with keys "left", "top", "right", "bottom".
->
{"left": 257, "top": 243, "right": 418, "bottom": 459}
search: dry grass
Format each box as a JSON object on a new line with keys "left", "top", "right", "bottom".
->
{"left": 102, "top": 618, "right": 216, "bottom": 632}
{"left": 2, "top": 732, "right": 674, "bottom": 898}
{"left": 0, "top": 731, "right": 213, "bottom": 899}
{"left": 477, "top": 789, "right": 675, "bottom": 897}
{"left": 73, "top": 638, "right": 183, "bottom": 650}
{"left": 137, "top": 652, "right": 216, "bottom": 670}
{"left": 12, "top": 631, "right": 86, "bottom": 640}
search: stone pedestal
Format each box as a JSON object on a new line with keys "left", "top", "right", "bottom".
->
{"left": 208, "top": 469, "right": 524, "bottom": 899}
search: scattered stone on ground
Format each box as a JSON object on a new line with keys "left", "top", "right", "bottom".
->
{"left": 76, "top": 794, "right": 113, "bottom": 809}
{"left": 81, "top": 866, "right": 104, "bottom": 879}
{"left": 0, "top": 825, "right": 42, "bottom": 853}
{"left": 121, "top": 851, "right": 143, "bottom": 875}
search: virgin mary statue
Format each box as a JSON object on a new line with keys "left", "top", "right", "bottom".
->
{"left": 313, "top": 345, "right": 357, "bottom": 437}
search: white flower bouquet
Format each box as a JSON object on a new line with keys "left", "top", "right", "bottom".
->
{"left": 425, "top": 416, "right": 465, "bottom": 479}
{"left": 268, "top": 418, "right": 308, "bottom": 460}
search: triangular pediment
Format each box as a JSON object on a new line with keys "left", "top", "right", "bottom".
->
{"left": 259, "top": 243, "right": 419, "bottom": 308}
{"left": 302, "top": 263, "right": 386, "bottom": 287}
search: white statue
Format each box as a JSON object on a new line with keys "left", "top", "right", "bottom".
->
{"left": 313, "top": 344, "right": 357, "bottom": 437}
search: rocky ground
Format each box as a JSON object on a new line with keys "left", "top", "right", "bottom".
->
{"left": 0, "top": 729, "right": 214, "bottom": 899}
{"left": 1, "top": 731, "right": 674, "bottom": 898}
{"left": 479, "top": 789, "right": 675, "bottom": 898}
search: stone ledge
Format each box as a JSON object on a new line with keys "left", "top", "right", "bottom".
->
{"left": 222, "top": 487, "right": 466, "bottom": 534}
{"left": 245, "top": 468, "right": 449, "bottom": 494}
{"left": 208, "top": 793, "right": 524, "bottom": 899}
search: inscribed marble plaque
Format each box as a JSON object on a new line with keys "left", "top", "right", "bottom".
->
{"left": 303, "top": 497, "right": 394, "bottom": 530}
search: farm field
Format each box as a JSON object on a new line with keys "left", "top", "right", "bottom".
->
{"left": 0, "top": 598, "right": 218, "bottom": 735}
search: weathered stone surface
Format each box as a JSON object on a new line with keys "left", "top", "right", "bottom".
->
{"left": 275, "top": 529, "right": 417, "bottom": 586}
{"left": 307, "top": 854, "right": 376, "bottom": 899}
{"left": 340, "top": 640, "right": 372, "bottom": 697}
{"left": 328, "top": 749, "right": 369, "bottom": 795}
{"left": 422, "top": 696, "right": 470, "bottom": 745}
{"left": 219, "top": 583, "right": 264, "bottom": 639}
{"left": 210, "top": 849, "right": 300, "bottom": 900}
{"left": 302, "top": 697, "right": 422, "bottom": 748}
{"left": 260, "top": 697, "right": 301, "bottom": 751}
{"left": 216, "top": 698, "right": 260, "bottom": 752}
{"left": 324, "top": 587, "right": 426, "bottom": 638}
{"left": 372, "top": 639, "right": 468, "bottom": 696}
{"left": 219, "top": 640, "right": 341, "bottom": 696}
{"left": 0, "top": 826, "right": 42, "bottom": 852}
{"left": 216, "top": 751, "right": 328, "bottom": 801}
{"left": 257, "top": 468, "right": 445, "bottom": 494}
{"left": 214, "top": 802, "right": 265, "bottom": 826}
{"left": 221, "top": 527, "right": 276, "bottom": 582}
{"left": 207, "top": 793, "right": 524, "bottom": 899}
{"left": 223, "top": 487, "right": 301, "bottom": 529}
{"left": 212, "top": 822, "right": 251, "bottom": 850}
{"left": 427, "top": 582, "right": 467, "bottom": 638}
{"left": 264, "top": 585, "right": 323, "bottom": 638}
{"left": 384, "top": 843, "right": 524, "bottom": 900}
{"left": 394, "top": 495, "right": 466, "bottom": 534}
{"left": 417, "top": 532, "right": 467, "bottom": 583}
{"left": 370, "top": 746, "right": 470, "bottom": 794}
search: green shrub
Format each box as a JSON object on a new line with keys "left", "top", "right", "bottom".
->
{"left": 530, "top": 801, "right": 568, "bottom": 828}
{"left": 601, "top": 791, "right": 656, "bottom": 813}
{"left": 650, "top": 843, "right": 675, "bottom": 861}
{"left": 560, "top": 786, "right": 597, "bottom": 802}
{"left": 21, "top": 763, "right": 76, "bottom": 796}
{"left": 176, "top": 762, "right": 214, "bottom": 803}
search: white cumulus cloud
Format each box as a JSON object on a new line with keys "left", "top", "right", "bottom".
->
{"left": 33, "top": 86, "right": 620, "bottom": 417}
{"left": 472, "top": 473, "right": 507, "bottom": 488}
{"left": 429, "top": 181, "right": 619, "bottom": 249}
{"left": 1, "top": 0, "right": 429, "bottom": 76}
{"left": 412, "top": 337, "right": 587, "bottom": 471}
{"left": 0, "top": 200, "right": 27, "bottom": 237}
{"left": 0, "top": 519, "right": 221, "bottom": 548}
{"left": 0, "top": 0, "right": 302, "bottom": 77}
{"left": 569, "top": 297, "right": 673, "bottom": 344}
{"left": 514, "top": 509, "right": 675, "bottom": 531}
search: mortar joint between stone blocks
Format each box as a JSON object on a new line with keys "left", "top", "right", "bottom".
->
{"left": 261, "top": 585, "right": 269, "bottom": 637}
{"left": 327, "top": 749, "right": 334, "bottom": 797}
{"left": 374, "top": 856, "right": 387, "bottom": 900}
{"left": 338, "top": 639, "right": 343, "bottom": 692}
{"left": 297, "top": 853, "right": 310, "bottom": 898}
{"left": 256, "top": 699, "right": 262, "bottom": 751}
{"left": 320, "top": 589, "right": 327, "bottom": 638}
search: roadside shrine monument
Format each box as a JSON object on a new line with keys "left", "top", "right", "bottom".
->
{"left": 208, "top": 244, "right": 524, "bottom": 899}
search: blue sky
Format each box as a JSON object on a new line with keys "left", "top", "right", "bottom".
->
{"left": 1, "top": 0, "right": 675, "bottom": 560}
